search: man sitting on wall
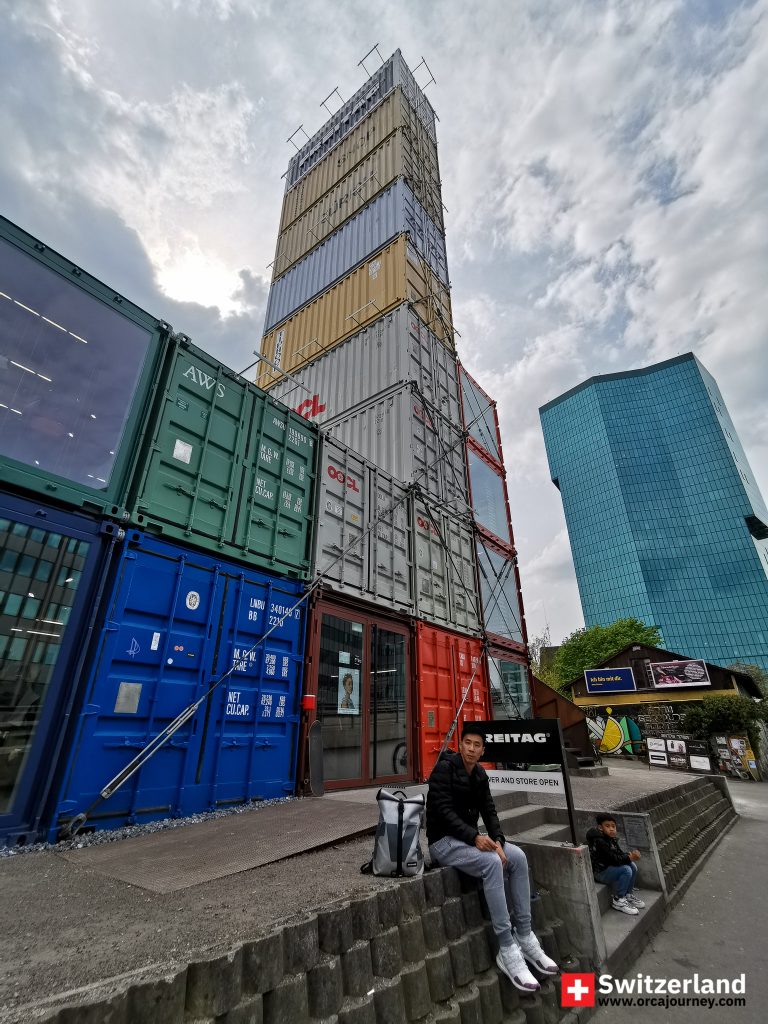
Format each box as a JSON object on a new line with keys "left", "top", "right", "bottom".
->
{"left": 426, "top": 723, "right": 560, "bottom": 992}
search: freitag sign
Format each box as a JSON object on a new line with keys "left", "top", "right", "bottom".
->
{"left": 472, "top": 719, "right": 563, "bottom": 763}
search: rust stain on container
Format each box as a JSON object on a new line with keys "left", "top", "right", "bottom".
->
{"left": 258, "top": 235, "right": 453, "bottom": 386}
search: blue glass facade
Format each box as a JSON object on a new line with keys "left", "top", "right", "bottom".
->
{"left": 540, "top": 354, "right": 768, "bottom": 671}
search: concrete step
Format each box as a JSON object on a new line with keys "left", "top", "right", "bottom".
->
{"left": 496, "top": 804, "right": 551, "bottom": 835}
{"left": 512, "top": 822, "right": 572, "bottom": 843}
{"left": 602, "top": 889, "right": 666, "bottom": 975}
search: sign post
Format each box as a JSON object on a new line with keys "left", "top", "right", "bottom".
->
{"left": 476, "top": 718, "right": 579, "bottom": 846}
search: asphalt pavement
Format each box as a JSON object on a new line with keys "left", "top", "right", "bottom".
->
{"left": 591, "top": 778, "right": 768, "bottom": 1024}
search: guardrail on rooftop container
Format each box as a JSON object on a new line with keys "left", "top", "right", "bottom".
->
{"left": 258, "top": 236, "right": 453, "bottom": 386}
{"left": 285, "top": 49, "right": 436, "bottom": 189}
{"left": 264, "top": 178, "right": 449, "bottom": 332}
{"left": 128, "top": 336, "right": 317, "bottom": 580}
{"left": 0, "top": 217, "right": 171, "bottom": 519}
{"left": 51, "top": 532, "right": 307, "bottom": 836}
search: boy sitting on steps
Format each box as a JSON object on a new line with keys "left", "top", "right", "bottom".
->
{"left": 586, "top": 813, "right": 646, "bottom": 915}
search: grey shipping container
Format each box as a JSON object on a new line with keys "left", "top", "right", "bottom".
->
{"left": 275, "top": 128, "right": 443, "bottom": 273}
{"left": 286, "top": 49, "right": 436, "bottom": 189}
{"left": 412, "top": 494, "right": 481, "bottom": 636}
{"left": 315, "top": 436, "right": 413, "bottom": 612}
{"left": 269, "top": 304, "right": 461, "bottom": 428}
{"left": 264, "top": 179, "right": 448, "bottom": 333}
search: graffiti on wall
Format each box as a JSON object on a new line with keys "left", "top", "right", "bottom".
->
{"left": 584, "top": 702, "right": 695, "bottom": 754}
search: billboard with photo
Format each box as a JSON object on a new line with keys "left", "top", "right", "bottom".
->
{"left": 650, "top": 659, "right": 711, "bottom": 688}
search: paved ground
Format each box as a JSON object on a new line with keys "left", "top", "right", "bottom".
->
{"left": 591, "top": 778, "right": 768, "bottom": 1023}
{"left": 0, "top": 761, "right": 727, "bottom": 1022}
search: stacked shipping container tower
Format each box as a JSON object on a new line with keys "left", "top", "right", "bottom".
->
{"left": 0, "top": 217, "right": 318, "bottom": 845}
{"left": 259, "top": 50, "right": 532, "bottom": 789}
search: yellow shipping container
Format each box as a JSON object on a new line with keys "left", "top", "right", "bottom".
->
{"left": 273, "top": 128, "right": 442, "bottom": 278}
{"left": 278, "top": 88, "right": 439, "bottom": 234}
{"left": 257, "top": 235, "right": 453, "bottom": 389}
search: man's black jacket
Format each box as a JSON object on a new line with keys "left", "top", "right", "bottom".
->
{"left": 426, "top": 750, "right": 505, "bottom": 846}
{"left": 585, "top": 826, "right": 631, "bottom": 876}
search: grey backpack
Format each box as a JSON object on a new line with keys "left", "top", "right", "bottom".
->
{"left": 361, "top": 788, "right": 425, "bottom": 877}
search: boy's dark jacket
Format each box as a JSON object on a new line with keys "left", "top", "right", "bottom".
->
{"left": 586, "top": 826, "right": 631, "bottom": 876}
{"left": 426, "top": 750, "right": 505, "bottom": 846}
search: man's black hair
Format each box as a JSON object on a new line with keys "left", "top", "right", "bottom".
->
{"left": 461, "top": 722, "right": 487, "bottom": 741}
{"left": 595, "top": 812, "right": 616, "bottom": 826}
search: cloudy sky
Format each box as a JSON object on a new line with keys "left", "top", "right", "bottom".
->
{"left": 3, "top": 0, "right": 766, "bottom": 645}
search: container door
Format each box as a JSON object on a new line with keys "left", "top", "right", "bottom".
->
{"left": 195, "top": 571, "right": 305, "bottom": 805}
{"left": 55, "top": 541, "right": 222, "bottom": 828}
{"left": 315, "top": 439, "right": 367, "bottom": 597}
{"left": 369, "top": 624, "right": 410, "bottom": 780}
{"left": 369, "top": 468, "right": 412, "bottom": 612}
{"left": 0, "top": 498, "right": 106, "bottom": 843}
{"left": 313, "top": 604, "right": 411, "bottom": 787}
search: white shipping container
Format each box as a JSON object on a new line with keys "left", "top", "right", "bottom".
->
{"left": 315, "top": 435, "right": 413, "bottom": 613}
{"left": 269, "top": 304, "right": 462, "bottom": 446}
{"left": 286, "top": 49, "right": 437, "bottom": 189}
{"left": 412, "top": 494, "right": 481, "bottom": 636}
{"left": 264, "top": 179, "right": 448, "bottom": 333}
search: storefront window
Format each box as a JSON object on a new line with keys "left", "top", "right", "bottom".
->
{"left": 370, "top": 628, "right": 407, "bottom": 778}
{"left": 0, "top": 238, "right": 152, "bottom": 489}
{"left": 0, "top": 516, "right": 89, "bottom": 811}
{"left": 317, "top": 613, "right": 364, "bottom": 781}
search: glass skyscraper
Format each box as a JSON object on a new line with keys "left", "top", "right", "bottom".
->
{"left": 540, "top": 353, "right": 768, "bottom": 671}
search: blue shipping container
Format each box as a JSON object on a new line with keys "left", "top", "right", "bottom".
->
{"left": 264, "top": 178, "right": 448, "bottom": 333}
{"left": 52, "top": 533, "right": 307, "bottom": 835}
{"left": 0, "top": 491, "right": 119, "bottom": 847}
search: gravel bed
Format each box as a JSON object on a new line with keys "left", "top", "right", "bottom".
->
{"left": 0, "top": 796, "right": 296, "bottom": 858}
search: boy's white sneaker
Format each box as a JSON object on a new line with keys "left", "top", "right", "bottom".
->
{"left": 496, "top": 943, "right": 541, "bottom": 991}
{"left": 626, "top": 891, "right": 646, "bottom": 909}
{"left": 612, "top": 896, "right": 639, "bottom": 915}
{"left": 516, "top": 931, "right": 560, "bottom": 975}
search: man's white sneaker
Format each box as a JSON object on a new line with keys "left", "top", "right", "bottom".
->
{"left": 516, "top": 931, "right": 560, "bottom": 975}
{"left": 612, "top": 896, "right": 639, "bottom": 915}
{"left": 626, "top": 891, "right": 646, "bottom": 909}
{"left": 496, "top": 944, "right": 541, "bottom": 992}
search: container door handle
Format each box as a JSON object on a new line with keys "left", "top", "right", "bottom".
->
{"left": 173, "top": 484, "right": 196, "bottom": 499}
{"left": 208, "top": 498, "right": 227, "bottom": 511}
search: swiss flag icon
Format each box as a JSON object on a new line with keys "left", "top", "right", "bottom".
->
{"left": 561, "top": 973, "right": 595, "bottom": 1007}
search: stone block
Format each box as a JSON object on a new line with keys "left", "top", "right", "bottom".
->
{"left": 422, "top": 905, "right": 448, "bottom": 952}
{"left": 442, "top": 897, "right": 465, "bottom": 941}
{"left": 456, "top": 983, "right": 482, "bottom": 1024}
{"left": 476, "top": 972, "right": 503, "bottom": 1024}
{"left": 519, "top": 994, "right": 545, "bottom": 1024}
{"left": 308, "top": 956, "right": 343, "bottom": 1018}
{"left": 126, "top": 969, "right": 186, "bottom": 1024}
{"left": 497, "top": 972, "right": 522, "bottom": 1014}
{"left": 221, "top": 995, "right": 264, "bottom": 1024}
{"left": 262, "top": 974, "right": 309, "bottom": 1024}
{"left": 425, "top": 948, "right": 455, "bottom": 1003}
{"left": 338, "top": 994, "right": 377, "bottom": 1024}
{"left": 434, "top": 1001, "right": 461, "bottom": 1022}
{"left": 461, "top": 891, "right": 483, "bottom": 928}
{"left": 399, "top": 877, "right": 427, "bottom": 918}
{"left": 319, "top": 905, "right": 355, "bottom": 955}
{"left": 186, "top": 948, "right": 243, "bottom": 1018}
{"left": 448, "top": 936, "right": 475, "bottom": 988}
{"left": 243, "top": 935, "right": 285, "bottom": 995}
{"left": 282, "top": 917, "right": 320, "bottom": 974}
{"left": 467, "top": 927, "right": 492, "bottom": 973}
{"left": 372, "top": 977, "right": 406, "bottom": 1024}
{"left": 376, "top": 888, "right": 402, "bottom": 930}
{"left": 441, "top": 868, "right": 463, "bottom": 897}
{"left": 349, "top": 895, "right": 380, "bottom": 941}
{"left": 342, "top": 940, "right": 374, "bottom": 997}
{"left": 398, "top": 916, "right": 426, "bottom": 963}
{"left": 370, "top": 926, "right": 403, "bottom": 978}
{"left": 400, "top": 962, "right": 431, "bottom": 1021}
{"left": 423, "top": 870, "right": 445, "bottom": 907}
{"left": 538, "top": 979, "right": 558, "bottom": 1020}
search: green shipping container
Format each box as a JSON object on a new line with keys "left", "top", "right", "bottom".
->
{"left": 0, "top": 217, "right": 170, "bottom": 517}
{"left": 130, "top": 337, "right": 317, "bottom": 579}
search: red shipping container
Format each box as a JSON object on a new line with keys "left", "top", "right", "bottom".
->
{"left": 415, "top": 622, "right": 490, "bottom": 780}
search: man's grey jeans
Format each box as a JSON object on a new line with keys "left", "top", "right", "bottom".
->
{"left": 429, "top": 835, "right": 532, "bottom": 948}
